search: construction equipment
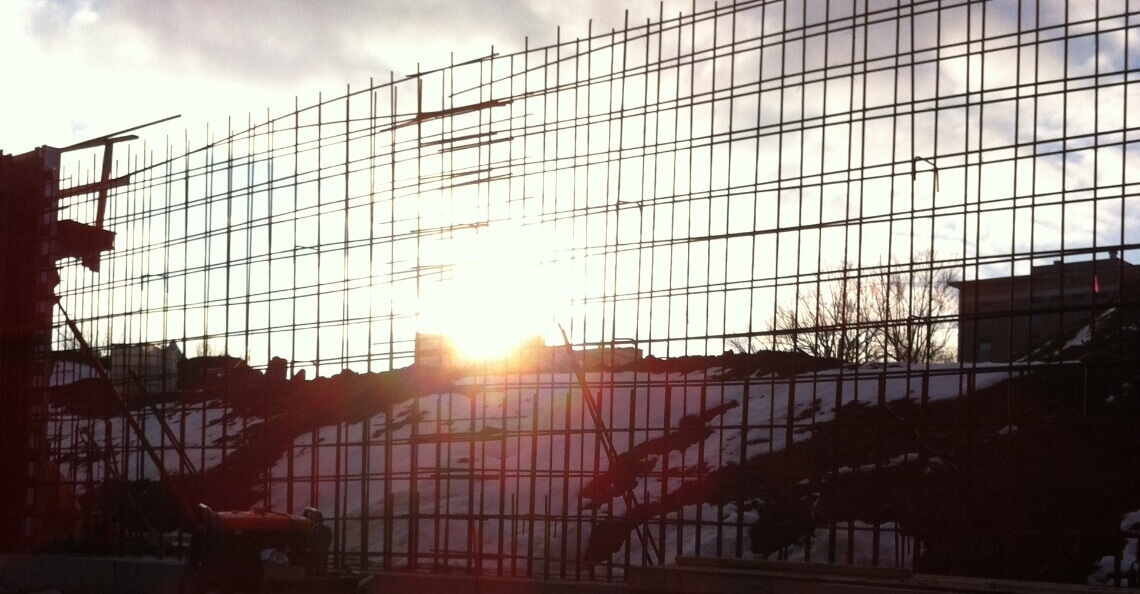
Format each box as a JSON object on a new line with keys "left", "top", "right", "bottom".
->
{"left": 180, "top": 505, "right": 333, "bottom": 594}
{"left": 59, "top": 301, "right": 351, "bottom": 593}
{"left": 28, "top": 123, "right": 362, "bottom": 593}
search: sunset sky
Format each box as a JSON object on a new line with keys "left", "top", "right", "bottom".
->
{"left": 9, "top": 1, "right": 1140, "bottom": 367}
{"left": 1, "top": 0, "right": 699, "bottom": 153}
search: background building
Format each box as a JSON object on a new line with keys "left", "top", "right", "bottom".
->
{"left": 952, "top": 251, "right": 1140, "bottom": 362}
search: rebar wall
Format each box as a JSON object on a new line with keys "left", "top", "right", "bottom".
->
{"left": 29, "top": 0, "right": 1140, "bottom": 586}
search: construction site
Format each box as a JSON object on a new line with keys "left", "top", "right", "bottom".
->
{"left": 3, "top": 1, "right": 1140, "bottom": 592}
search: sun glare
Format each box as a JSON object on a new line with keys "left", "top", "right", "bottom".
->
{"left": 418, "top": 226, "right": 565, "bottom": 363}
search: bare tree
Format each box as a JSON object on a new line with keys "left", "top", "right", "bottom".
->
{"left": 768, "top": 263, "right": 879, "bottom": 364}
{"left": 869, "top": 259, "right": 957, "bottom": 363}
{"left": 767, "top": 255, "right": 957, "bottom": 364}
{"left": 54, "top": 325, "right": 80, "bottom": 352}
{"left": 727, "top": 335, "right": 765, "bottom": 354}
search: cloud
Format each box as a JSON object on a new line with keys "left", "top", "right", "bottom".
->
{"left": 27, "top": 0, "right": 487, "bottom": 87}
{"left": 7, "top": 0, "right": 705, "bottom": 150}
{"left": 23, "top": 0, "right": 702, "bottom": 91}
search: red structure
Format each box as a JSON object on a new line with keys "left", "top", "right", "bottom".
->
{"left": 0, "top": 147, "right": 62, "bottom": 551}
{"left": 0, "top": 140, "right": 122, "bottom": 551}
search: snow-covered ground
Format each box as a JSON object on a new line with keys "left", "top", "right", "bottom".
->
{"left": 48, "top": 399, "right": 262, "bottom": 480}
{"left": 46, "top": 362, "right": 1020, "bottom": 573}
{"left": 1089, "top": 510, "right": 1140, "bottom": 587}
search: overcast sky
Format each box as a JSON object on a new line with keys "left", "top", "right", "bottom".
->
{"left": 1, "top": 0, "right": 703, "bottom": 154}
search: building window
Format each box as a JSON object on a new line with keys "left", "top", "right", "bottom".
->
{"left": 978, "top": 339, "right": 993, "bottom": 362}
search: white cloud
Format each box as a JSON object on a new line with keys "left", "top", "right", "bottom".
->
{"left": 3, "top": 0, "right": 707, "bottom": 152}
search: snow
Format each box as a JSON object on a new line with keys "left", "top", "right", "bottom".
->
{"left": 265, "top": 363, "right": 1015, "bottom": 570}
{"left": 724, "top": 363, "right": 1013, "bottom": 460}
{"left": 47, "top": 362, "right": 1020, "bottom": 573}
{"left": 50, "top": 361, "right": 97, "bottom": 386}
{"left": 837, "top": 453, "right": 921, "bottom": 475}
{"left": 46, "top": 399, "right": 263, "bottom": 481}
{"left": 1088, "top": 510, "right": 1140, "bottom": 587}
{"left": 783, "top": 521, "right": 914, "bottom": 567}
{"left": 1064, "top": 307, "right": 1117, "bottom": 350}
{"left": 1065, "top": 326, "right": 1093, "bottom": 350}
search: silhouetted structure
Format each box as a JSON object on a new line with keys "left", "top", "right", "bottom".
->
{"left": 953, "top": 250, "right": 1140, "bottom": 362}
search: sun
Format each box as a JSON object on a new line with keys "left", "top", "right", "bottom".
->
{"left": 418, "top": 226, "right": 566, "bottom": 363}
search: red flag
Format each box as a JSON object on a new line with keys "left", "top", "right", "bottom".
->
{"left": 1094, "top": 274, "right": 1100, "bottom": 294}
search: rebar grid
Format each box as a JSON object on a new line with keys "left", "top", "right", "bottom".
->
{"left": 29, "top": 0, "right": 1140, "bottom": 585}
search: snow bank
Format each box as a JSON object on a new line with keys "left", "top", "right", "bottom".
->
{"left": 784, "top": 521, "right": 914, "bottom": 568}
{"left": 1088, "top": 510, "right": 1140, "bottom": 587}
{"left": 47, "top": 362, "right": 1017, "bottom": 572}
